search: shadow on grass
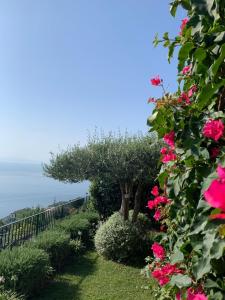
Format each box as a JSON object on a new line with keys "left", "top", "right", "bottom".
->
{"left": 31, "top": 253, "right": 98, "bottom": 300}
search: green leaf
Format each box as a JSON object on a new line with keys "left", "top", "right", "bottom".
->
{"left": 168, "top": 42, "right": 176, "bottom": 63}
{"left": 197, "top": 80, "right": 225, "bottom": 109}
{"left": 170, "top": 274, "right": 192, "bottom": 288}
{"left": 210, "top": 239, "right": 225, "bottom": 259}
{"left": 209, "top": 44, "right": 225, "bottom": 79}
{"left": 170, "top": 248, "right": 184, "bottom": 264}
{"left": 192, "top": 257, "right": 211, "bottom": 280}
{"left": 170, "top": 1, "right": 179, "bottom": 17}
{"left": 178, "top": 42, "right": 194, "bottom": 72}
{"left": 147, "top": 111, "right": 158, "bottom": 126}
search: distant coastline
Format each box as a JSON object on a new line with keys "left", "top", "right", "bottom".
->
{"left": 0, "top": 161, "right": 89, "bottom": 219}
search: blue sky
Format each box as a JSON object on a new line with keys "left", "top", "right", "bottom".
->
{"left": 0, "top": 0, "right": 186, "bottom": 163}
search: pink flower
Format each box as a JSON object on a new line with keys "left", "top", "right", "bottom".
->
{"left": 154, "top": 196, "right": 169, "bottom": 205}
{"left": 150, "top": 76, "right": 162, "bottom": 86}
{"left": 147, "top": 200, "right": 155, "bottom": 210}
{"left": 163, "top": 131, "right": 175, "bottom": 148}
{"left": 210, "top": 147, "right": 220, "bottom": 159}
{"left": 151, "top": 185, "right": 159, "bottom": 196}
{"left": 204, "top": 165, "right": 225, "bottom": 212}
{"left": 148, "top": 97, "right": 156, "bottom": 103}
{"left": 153, "top": 209, "right": 161, "bottom": 221}
{"left": 188, "top": 290, "right": 208, "bottom": 300}
{"left": 204, "top": 180, "right": 225, "bottom": 211}
{"left": 160, "top": 147, "right": 168, "bottom": 154}
{"left": 162, "top": 149, "right": 177, "bottom": 163}
{"left": 152, "top": 263, "right": 183, "bottom": 286}
{"left": 203, "top": 119, "right": 224, "bottom": 141}
{"left": 192, "top": 295, "right": 208, "bottom": 300}
{"left": 178, "top": 92, "right": 191, "bottom": 105}
{"left": 176, "top": 293, "right": 181, "bottom": 300}
{"left": 216, "top": 164, "right": 225, "bottom": 179}
{"left": 182, "top": 65, "right": 191, "bottom": 75}
{"left": 179, "top": 17, "right": 189, "bottom": 35}
{"left": 209, "top": 213, "right": 225, "bottom": 220}
{"left": 151, "top": 242, "right": 165, "bottom": 260}
{"left": 188, "top": 84, "right": 197, "bottom": 97}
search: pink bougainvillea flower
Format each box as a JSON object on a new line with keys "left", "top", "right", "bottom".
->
{"left": 203, "top": 119, "right": 224, "bottom": 141}
{"left": 204, "top": 180, "right": 225, "bottom": 211}
{"left": 179, "top": 17, "right": 189, "bottom": 35}
{"left": 176, "top": 293, "right": 181, "bottom": 300}
{"left": 150, "top": 76, "right": 162, "bottom": 86}
{"left": 154, "top": 196, "right": 169, "bottom": 206}
{"left": 160, "top": 147, "right": 168, "bottom": 154}
{"left": 178, "top": 92, "right": 191, "bottom": 105}
{"left": 182, "top": 65, "right": 191, "bottom": 75}
{"left": 148, "top": 97, "right": 157, "bottom": 103}
{"left": 147, "top": 200, "right": 155, "bottom": 210}
{"left": 153, "top": 209, "right": 161, "bottom": 221}
{"left": 188, "top": 84, "right": 197, "bottom": 97}
{"left": 151, "top": 185, "right": 159, "bottom": 196}
{"left": 162, "top": 150, "right": 177, "bottom": 163}
{"left": 163, "top": 131, "right": 175, "bottom": 148}
{"left": 209, "top": 147, "right": 220, "bottom": 159}
{"left": 209, "top": 213, "right": 225, "bottom": 220}
{"left": 152, "top": 263, "right": 183, "bottom": 286}
{"left": 216, "top": 164, "right": 225, "bottom": 180}
{"left": 151, "top": 242, "right": 165, "bottom": 260}
{"left": 204, "top": 165, "right": 225, "bottom": 212}
{"left": 192, "top": 295, "right": 208, "bottom": 300}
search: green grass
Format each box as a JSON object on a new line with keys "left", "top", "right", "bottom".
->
{"left": 32, "top": 251, "right": 156, "bottom": 300}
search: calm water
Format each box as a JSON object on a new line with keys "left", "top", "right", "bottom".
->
{"left": 0, "top": 161, "right": 89, "bottom": 218}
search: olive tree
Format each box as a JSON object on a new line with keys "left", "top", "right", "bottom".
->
{"left": 44, "top": 133, "right": 160, "bottom": 221}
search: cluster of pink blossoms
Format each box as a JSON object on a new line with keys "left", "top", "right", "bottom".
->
{"left": 160, "top": 131, "right": 177, "bottom": 163}
{"left": 176, "top": 288, "right": 208, "bottom": 300}
{"left": 203, "top": 119, "right": 224, "bottom": 141}
{"left": 204, "top": 165, "right": 225, "bottom": 219}
{"left": 152, "top": 262, "right": 183, "bottom": 286}
{"left": 150, "top": 76, "right": 162, "bottom": 86}
{"left": 147, "top": 185, "right": 169, "bottom": 221}
{"left": 150, "top": 242, "right": 183, "bottom": 286}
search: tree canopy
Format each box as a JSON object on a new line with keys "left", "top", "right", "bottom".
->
{"left": 44, "top": 132, "right": 160, "bottom": 221}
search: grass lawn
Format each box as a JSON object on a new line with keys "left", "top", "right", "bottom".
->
{"left": 32, "top": 251, "right": 156, "bottom": 300}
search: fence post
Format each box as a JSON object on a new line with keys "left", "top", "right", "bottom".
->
{"left": 35, "top": 214, "right": 39, "bottom": 236}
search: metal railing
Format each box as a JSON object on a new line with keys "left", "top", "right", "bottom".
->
{"left": 0, "top": 196, "right": 86, "bottom": 250}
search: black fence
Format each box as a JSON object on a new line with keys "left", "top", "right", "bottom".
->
{"left": 0, "top": 196, "right": 86, "bottom": 250}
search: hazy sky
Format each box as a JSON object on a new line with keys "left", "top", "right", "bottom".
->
{"left": 0, "top": 0, "right": 186, "bottom": 163}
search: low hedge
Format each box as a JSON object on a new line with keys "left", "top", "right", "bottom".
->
{"left": 0, "top": 246, "right": 51, "bottom": 296}
{"left": 29, "top": 229, "right": 71, "bottom": 271}
{"left": 59, "top": 216, "right": 91, "bottom": 243}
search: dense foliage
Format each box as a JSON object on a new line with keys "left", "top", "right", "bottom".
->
{"left": 29, "top": 229, "right": 71, "bottom": 271}
{"left": 145, "top": 1, "right": 225, "bottom": 299}
{"left": 0, "top": 246, "right": 51, "bottom": 296}
{"left": 0, "top": 290, "right": 24, "bottom": 300}
{"left": 95, "top": 211, "right": 151, "bottom": 263}
{"left": 44, "top": 133, "right": 160, "bottom": 221}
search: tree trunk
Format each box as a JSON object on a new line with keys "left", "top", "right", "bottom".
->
{"left": 132, "top": 183, "right": 143, "bottom": 223}
{"left": 119, "top": 182, "right": 132, "bottom": 221}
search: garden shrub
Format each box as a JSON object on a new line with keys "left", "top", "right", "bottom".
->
{"left": 94, "top": 211, "right": 151, "bottom": 263}
{"left": 69, "top": 238, "right": 85, "bottom": 255}
{"left": 29, "top": 229, "right": 71, "bottom": 271}
{"left": 0, "top": 246, "right": 51, "bottom": 296}
{"left": 144, "top": 1, "right": 225, "bottom": 299}
{"left": 59, "top": 215, "right": 91, "bottom": 243}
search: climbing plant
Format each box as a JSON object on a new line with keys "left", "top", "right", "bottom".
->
{"left": 145, "top": 1, "right": 225, "bottom": 299}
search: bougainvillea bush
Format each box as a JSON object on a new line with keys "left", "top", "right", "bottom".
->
{"left": 144, "top": 1, "right": 225, "bottom": 299}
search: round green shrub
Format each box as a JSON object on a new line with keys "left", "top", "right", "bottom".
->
{"left": 94, "top": 211, "right": 151, "bottom": 263}
{"left": 29, "top": 229, "right": 71, "bottom": 271}
{"left": 0, "top": 246, "right": 51, "bottom": 296}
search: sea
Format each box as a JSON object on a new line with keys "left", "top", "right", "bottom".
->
{"left": 0, "top": 161, "right": 89, "bottom": 219}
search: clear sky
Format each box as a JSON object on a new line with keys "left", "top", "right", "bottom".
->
{"left": 0, "top": 0, "right": 186, "bottom": 163}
